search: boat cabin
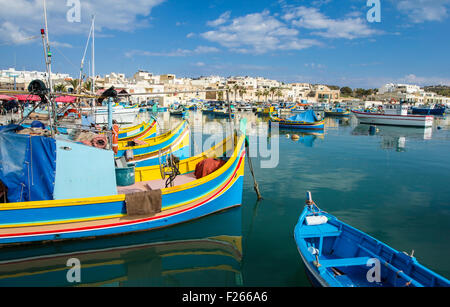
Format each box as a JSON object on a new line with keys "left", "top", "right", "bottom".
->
{"left": 381, "top": 103, "right": 408, "bottom": 116}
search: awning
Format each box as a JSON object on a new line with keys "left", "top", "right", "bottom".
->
{"left": 14, "top": 95, "right": 41, "bottom": 101}
{"left": 0, "top": 95, "right": 14, "bottom": 100}
{"left": 54, "top": 95, "right": 77, "bottom": 103}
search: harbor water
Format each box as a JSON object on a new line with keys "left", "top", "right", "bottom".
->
{"left": 0, "top": 111, "right": 449, "bottom": 286}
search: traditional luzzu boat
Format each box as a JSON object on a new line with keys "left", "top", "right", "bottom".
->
{"left": 269, "top": 110, "right": 325, "bottom": 130}
{"left": 118, "top": 120, "right": 157, "bottom": 141}
{"left": 0, "top": 206, "right": 242, "bottom": 287}
{"left": 0, "top": 119, "right": 247, "bottom": 246}
{"left": 352, "top": 104, "right": 433, "bottom": 128}
{"left": 294, "top": 192, "right": 450, "bottom": 287}
{"left": 324, "top": 108, "right": 351, "bottom": 117}
{"left": 120, "top": 122, "right": 191, "bottom": 168}
{"left": 116, "top": 120, "right": 189, "bottom": 157}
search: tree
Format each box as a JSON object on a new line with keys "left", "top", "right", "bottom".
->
{"left": 54, "top": 83, "right": 67, "bottom": 93}
{"left": 255, "top": 90, "right": 262, "bottom": 102}
{"left": 238, "top": 87, "right": 247, "bottom": 101}
{"left": 263, "top": 89, "right": 270, "bottom": 102}
{"left": 83, "top": 80, "right": 93, "bottom": 93}
{"left": 276, "top": 89, "right": 283, "bottom": 102}
{"left": 217, "top": 91, "right": 224, "bottom": 101}
{"left": 269, "top": 87, "right": 277, "bottom": 102}
{"left": 232, "top": 84, "right": 240, "bottom": 102}
{"left": 66, "top": 79, "right": 80, "bottom": 93}
{"left": 340, "top": 86, "right": 353, "bottom": 97}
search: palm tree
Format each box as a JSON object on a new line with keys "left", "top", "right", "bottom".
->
{"left": 83, "top": 80, "right": 93, "bottom": 93}
{"left": 66, "top": 79, "right": 80, "bottom": 93}
{"left": 54, "top": 83, "right": 67, "bottom": 93}
{"left": 239, "top": 87, "right": 247, "bottom": 101}
{"left": 263, "top": 89, "right": 270, "bottom": 103}
{"left": 269, "top": 87, "right": 277, "bottom": 102}
{"left": 232, "top": 84, "right": 240, "bottom": 102}
{"left": 255, "top": 90, "right": 263, "bottom": 102}
{"left": 276, "top": 89, "right": 283, "bottom": 102}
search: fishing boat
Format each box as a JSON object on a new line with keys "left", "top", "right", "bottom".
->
{"left": 269, "top": 110, "right": 324, "bottom": 130}
{"left": 0, "top": 206, "right": 242, "bottom": 287}
{"left": 255, "top": 106, "right": 276, "bottom": 117}
{"left": 411, "top": 105, "right": 446, "bottom": 116}
{"left": 92, "top": 106, "right": 140, "bottom": 124}
{"left": 116, "top": 120, "right": 189, "bottom": 156}
{"left": 118, "top": 120, "right": 156, "bottom": 141}
{"left": 352, "top": 104, "right": 433, "bottom": 127}
{"left": 0, "top": 116, "right": 247, "bottom": 246}
{"left": 169, "top": 105, "right": 187, "bottom": 117}
{"left": 211, "top": 109, "right": 235, "bottom": 119}
{"left": 294, "top": 192, "right": 450, "bottom": 287}
{"left": 324, "top": 108, "right": 351, "bottom": 117}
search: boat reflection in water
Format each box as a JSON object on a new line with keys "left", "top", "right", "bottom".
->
{"left": 274, "top": 129, "right": 324, "bottom": 148}
{"left": 352, "top": 125, "right": 434, "bottom": 152}
{"left": 0, "top": 207, "right": 242, "bottom": 287}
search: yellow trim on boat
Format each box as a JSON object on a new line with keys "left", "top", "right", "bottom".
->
{"left": 118, "top": 120, "right": 186, "bottom": 150}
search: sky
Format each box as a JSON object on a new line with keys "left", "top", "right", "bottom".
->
{"left": 0, "top": 0, "right": 449, "bottom": 89}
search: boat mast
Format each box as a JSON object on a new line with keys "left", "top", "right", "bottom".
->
{"left": 41, "top": 0, "right": 56, "bottom": 134}
{"left": 92, "top": 15, "right": 95, "bottom": 98}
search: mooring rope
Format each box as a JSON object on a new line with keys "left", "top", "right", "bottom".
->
{"left": 245, "top": 138, "right": 262, "bottom": 201}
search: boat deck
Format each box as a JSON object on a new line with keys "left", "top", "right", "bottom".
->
{"left": 117, "top": 173, "right": 197, "bottom": 194}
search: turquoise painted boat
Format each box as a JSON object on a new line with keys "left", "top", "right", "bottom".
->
{"left": 294, "top": 192, "right": 450, "bottom": 287}
{"left": 0, "top": 120, "right": 247, "bottom": 246}
{"left": 269, "top": 111, "right": 325, "bottom": 130}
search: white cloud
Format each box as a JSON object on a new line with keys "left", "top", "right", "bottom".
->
{"left": 0, "top": 0, "right": 165, "bottom": 45}
{"left": 283, "top": 6, "right": 380, "bottom": 39}
{"left": 201, "top": 10, "right": 321, "bottom": 54}
{"left": 207, "top": 11, "right": 231, "bottom": 27}
{"left": 399, "top": 74, "right": 450, "bottom": 86}
{"left": 396, "top": 0, "right": 450, "bottom": 23}
{"left": 125, "top": 46, "right": 219, "bottom": 58}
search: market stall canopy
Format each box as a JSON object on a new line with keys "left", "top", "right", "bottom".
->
{"left": 0, "top": 95, "right": 14, "bottom": 100}
{"left": 14, "top": 95, "right": 41, "bottom": 102}
{"left": 54, "top": 95, "right": 77, "bottom": 103}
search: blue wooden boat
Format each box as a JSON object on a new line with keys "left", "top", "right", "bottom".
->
{"left": 269, "top": 110, "right": 324, "bottom": 130}
{"left": 0, "top": 119, "right": 247, "bottom": 246}
{"left": 294, "top": 192, "right": 450, "bottom": 287}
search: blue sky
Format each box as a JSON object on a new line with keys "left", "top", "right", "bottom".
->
{"left": 0, "top": 0, "right": 449, "bottom": 88}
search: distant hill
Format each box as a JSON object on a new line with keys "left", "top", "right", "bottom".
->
{"left": 424, "top": 85, "right": 450, "bottom": 97}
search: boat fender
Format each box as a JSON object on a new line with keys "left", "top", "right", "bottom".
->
{"left": 112, "top": 124, "right": 119, "bottom": 155}
{"left": 306, "top": 215, "right": 328, "bottom": 226}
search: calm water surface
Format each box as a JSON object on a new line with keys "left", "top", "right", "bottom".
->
{"left": 0, "top": 111, "right": 449, "bottom": 286}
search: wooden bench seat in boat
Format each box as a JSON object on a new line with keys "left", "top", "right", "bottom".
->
{"left": 319, "top": 257, "right": 371, "bottom": 268}
{"left": 297, "top": 222, "right": 342, "bottom": 239}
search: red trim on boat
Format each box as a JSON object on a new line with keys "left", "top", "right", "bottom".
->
{"left": 0, "top": 151, "right": 246, "bottom": 239}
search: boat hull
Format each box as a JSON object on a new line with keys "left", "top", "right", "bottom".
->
{"left": 294, "top": 205, "right": 450, "bottom": 287}
{"left": 0, "top": 134, "right": 246, "bottom": 246}
{"left": 352, "top": 111, "right": 433, "bottom": 127}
